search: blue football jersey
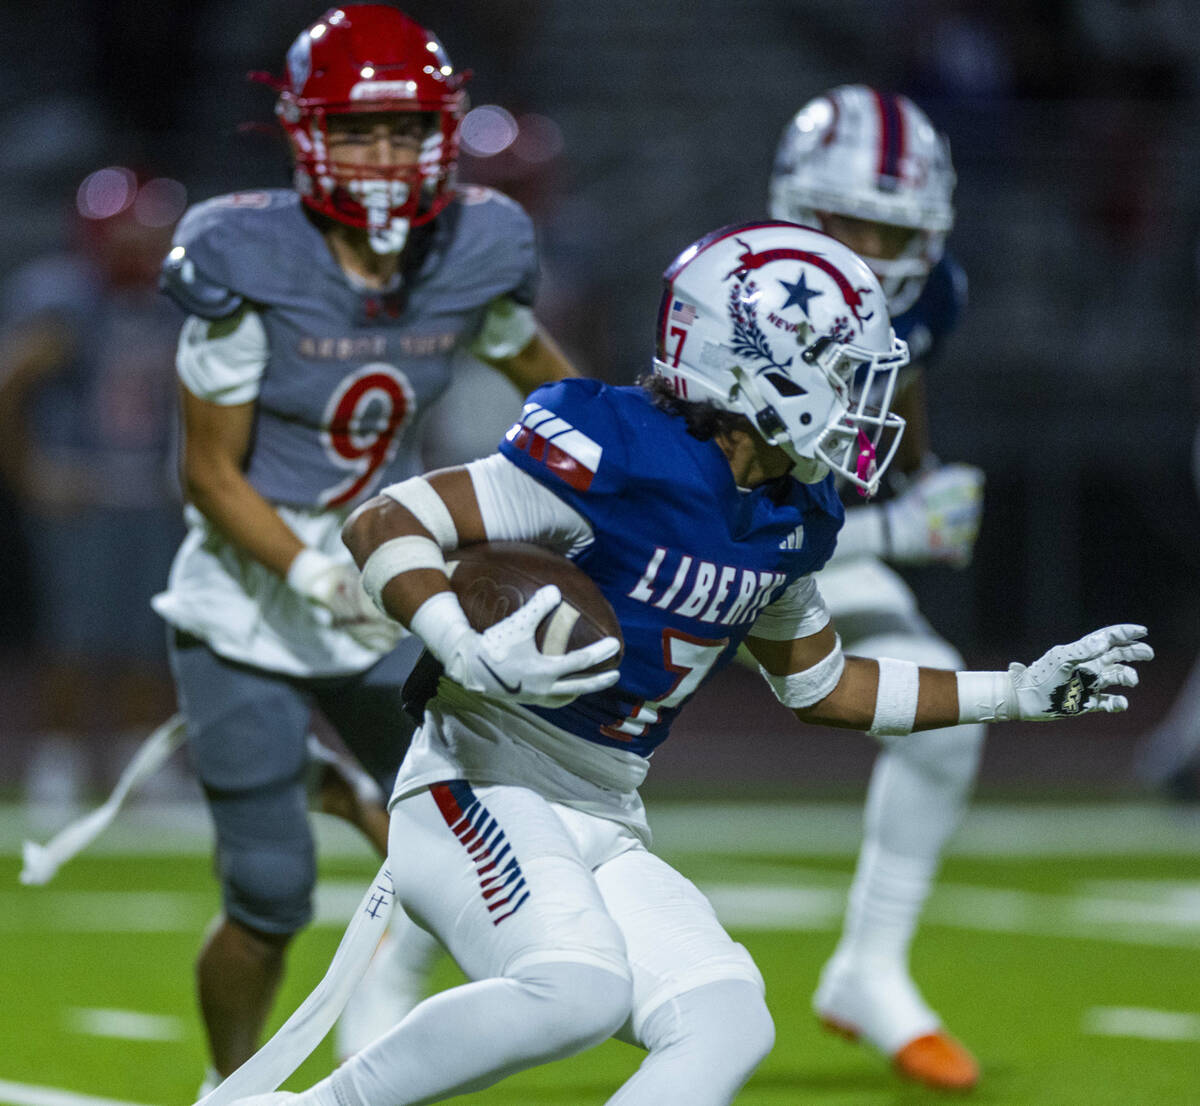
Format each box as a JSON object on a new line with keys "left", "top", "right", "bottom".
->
{"left": 891, "top": 253, "right": 966, "bottom": 367}
{"left": 498, "top": 379, "right": 843, "bottom": 757}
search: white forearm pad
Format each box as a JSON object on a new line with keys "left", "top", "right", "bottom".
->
{"left": 408, "top": 590, "right": 473, "bottom": 664}
{"left": 868, "top": 657, "right": 921, "bottom": 737}
{"left": 956, "top": 670, "right": 1018, "bottom": 724}
{"left": 361, "top": 535, "right": 447, "bottom": 612}
{"left": 379, "top": 476, "right": 458, "bottom": 550}
{"left": 759, "top": 634, "right": 845, "bottom": 708}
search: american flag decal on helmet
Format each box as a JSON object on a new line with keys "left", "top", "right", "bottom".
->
{"left": 669, "top": 299, "right": 696, "bottom": 325}
{"left": 505, "top": 402, "right": 603, "bottom": 491}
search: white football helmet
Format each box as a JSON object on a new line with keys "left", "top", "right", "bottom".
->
{"left": 653, "top": 221, "right": 908, "bottom": 496}
{"left": 768, "top": 85, "right": 955, "bottom": 315}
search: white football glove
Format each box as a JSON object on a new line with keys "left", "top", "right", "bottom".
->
{"left": 885, "top": 463, "right": 985, "bottom": 567}
{"left": 287, "top": 548, "right": 406, "bottom": 652}
{"left": 422, "top": 585, "right": 621, "bottom": 708}
{"left": 964, "top": 624, "right": 1153, "bottom": 722}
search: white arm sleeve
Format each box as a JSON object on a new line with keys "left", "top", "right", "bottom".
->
{"left": 748, "top": 573, "right": 832, "bottom": 641}
{"left": 464, "top": 453, "right": 594, "bottom": 557}
{"left": 176, "top": 308, "right": 268, "bottom": 405}
{"left": 467, "top": 296, "right": 538, "bottom": 361}
{"left": 749, "top": 575, "right": 843, "bottom": 707}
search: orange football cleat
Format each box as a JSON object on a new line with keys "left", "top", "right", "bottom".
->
{"left": 892, "top": 1030, "right": 979, "bottom": 1091}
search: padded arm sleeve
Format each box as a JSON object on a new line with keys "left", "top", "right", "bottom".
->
{"left": 748, "top": 574, "right": 832, "bottom": 641}
{"left": 465, "top": 453, "right": 594, "bottom": 557}
{"left": 176, "top": 308, "right": 268, "bottom": 405}
{"left": 467, "top": 296, "right": 538, "bottom": 361}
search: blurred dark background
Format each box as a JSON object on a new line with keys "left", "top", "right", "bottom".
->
{"left": 2, "top": 0, "right": 1198, "bottom": 798}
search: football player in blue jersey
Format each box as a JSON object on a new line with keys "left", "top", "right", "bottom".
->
{"left": 153, "top": 5, "right": 577, "bottom": 1087}
{"left": 768, "top": 85, "right": 987, "bottom": 1088}
{"left": 220, "top": 221, "right": 1149, "bottom": 1106}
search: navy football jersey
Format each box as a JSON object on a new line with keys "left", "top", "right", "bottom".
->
{"left": 161, "top": 186, "right": 537, "bottom": 509}
{"left": 498, "top": 379, "right": 843, "bottom": 757}
{"left": 891, "top": 254, "right": 966, "bottom": 368}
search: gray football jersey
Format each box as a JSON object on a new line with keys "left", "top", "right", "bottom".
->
{"left": 162, "top": 186, "right": 537, "bottom": 509}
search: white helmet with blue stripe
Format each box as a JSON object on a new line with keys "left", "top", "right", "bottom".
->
{"left": 768, "top": 85, "right": 955, "bottom": 315}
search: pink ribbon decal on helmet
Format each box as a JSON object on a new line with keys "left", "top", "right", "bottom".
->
{"left": 855, "top": 429, "right": 877, "bottom": 496}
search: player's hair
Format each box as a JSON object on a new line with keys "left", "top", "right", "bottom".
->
{"left": 638, "top": 374, "right": 752, "bottom": 442}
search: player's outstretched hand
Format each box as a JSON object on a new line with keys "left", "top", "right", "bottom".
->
{"left": 885, "top": 463, "right": 984, "bottom": 567}
{"left": 444, "top": 585, "right": 621, "bottom": 707}
{"left": 1008, "top": 624, "right": 1153, "bottom": 720}
{"left": 288, "top": 549, "right": 406, "bottom": 652}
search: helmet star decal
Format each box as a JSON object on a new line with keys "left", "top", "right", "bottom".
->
{"left": 779, "top": 269, "right": 823, "bottom": 315}
{"left": 727, "top": 237, "right": 875, "bottom": 329}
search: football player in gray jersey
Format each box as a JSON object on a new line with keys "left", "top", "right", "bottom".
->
{"left": 153, "top": 5, "right": 576, "bottom": 1086}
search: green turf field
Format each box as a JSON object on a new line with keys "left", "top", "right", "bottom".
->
{"left": 2, "top": 801, "right": 1198, "bottom": 1105}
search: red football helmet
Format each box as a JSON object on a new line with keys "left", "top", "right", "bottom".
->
{"left": 267, "top": 5, "right": 468, "bottom": 251}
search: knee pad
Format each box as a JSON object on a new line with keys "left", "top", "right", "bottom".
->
{"left": 213, "top": 795, "right": 316, "bottom": 934}
{"left": 515, "top": 961, "right": 633, "bottom": 1055}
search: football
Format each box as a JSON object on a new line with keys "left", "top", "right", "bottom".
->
{"left": 446, "top": 541, "right": 624, "bottom": 672}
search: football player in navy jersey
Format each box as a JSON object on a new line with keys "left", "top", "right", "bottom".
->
{"left": 768, "top": 86, "right": 988, "bottom": 1088}
{"left": 153, "top": 5, "right": 576, "bottom": 1086}
{"left": 221, "top": 221, "right": 1148, "bottom": 1106}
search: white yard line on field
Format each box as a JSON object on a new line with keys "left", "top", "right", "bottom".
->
{"left": 5, "top": 800, "right": 1200, "bottom": 860}
{"left": 1082, "top": 1006, "right": 1200, "bottom": 1041}
{"left": 0, "top": 1080, "right": 155, "bottom": 1106}
{"left": 0, "top": 892, "right": 201, "bottom": 932}
{"left": 926, "top": 883, "right": 1200, "bottom": 949}
{"left": 4, "top": 877, "right": 1200, "bottom": 947}
{"left": 65, "top": 1008, "right": 185, "bottom": 1042}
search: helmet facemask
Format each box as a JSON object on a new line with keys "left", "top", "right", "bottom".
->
{"left": 726, "top": 319, "right": 906, "bottom": 495}
{"left": 284, "top": 104, "right": 460, "bottom": 254}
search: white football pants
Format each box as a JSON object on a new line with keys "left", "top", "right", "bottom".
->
{"left": 315, "top": 782, "right": 772, "bottom": 1106}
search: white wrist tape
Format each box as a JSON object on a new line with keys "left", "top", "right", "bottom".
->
{"left": 955, "top": 670, "right": 1018, "bottom": 724}
{"left": 868, "top": 657, "right": 921, "bottom": 737}
{"left": 408, "top": 590, "right": 473, "bottom": 664}
{"left": 759, "top": 634, "right": 845, "bottom": 708}
{"left": 360, "top": 535, "right": 448, "bottom": 612}
{"left": 286, "top": 547, "right": 336, "bottom": 595}
{"left": 381, "top": 476, "right": 458, "bottom": 550}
